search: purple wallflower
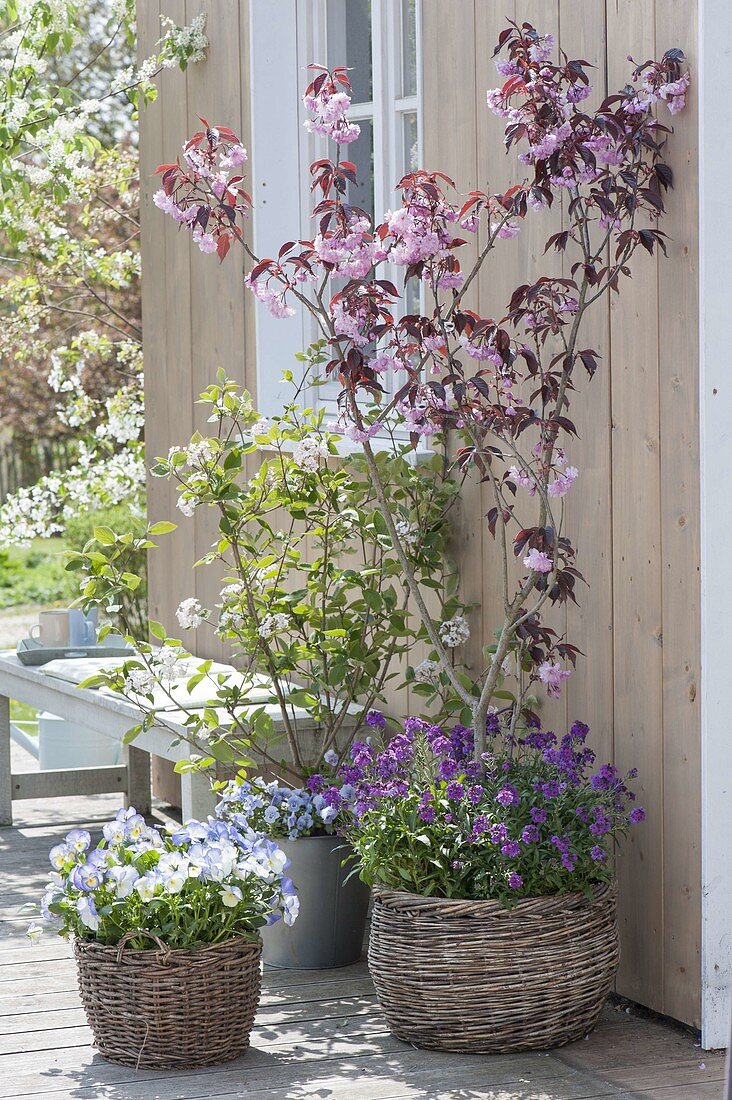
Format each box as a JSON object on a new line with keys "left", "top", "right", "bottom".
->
{"left": 507, "top": 872, "right": 524, "bottom": 889}
{"left": 489, "top": 823, "right": 508, "bottom": 845}
{"left": 365, "top": 709, "right": 386, "bottom": 729}
{"left": 501, "top": 840, "right": 521, "bottom": 858}
{"left": 418, "top": 806, "right": 436, "bottom": 823}
{"left": 467, "top": 784, "right": 484, "bottom": 804}
{"left": 589, "top": 809, "right": 612, "bottom": 836}
{"left": 446, "top": 780, "right": 465, "bottom": 800}
{"left": 307, "top": 773, "right": 324, "bottom": 793}
{"left": 569, "top": 720, "right": 589, "bottom": 741}
{"left": 521, "top": 824, "right": 540, "bottom": 844}
{"left": 486, "top": 712, "right": 500, "bottom": 735}
{"left": 495, "top": 784, "right": 519, "bottom": 807}
{"left": 438, "top": 757, "right": 459, "bottom": 781}
{"left": 629, "top": 807, "right": 646, "bottom": 824}
{"left": 530, "top": 806, "right": 547, "bottom": 825}
{"left": 590, "top": 845, "right": 607, "bottom": 862}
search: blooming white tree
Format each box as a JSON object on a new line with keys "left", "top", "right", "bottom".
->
{"left": 0, "top": 1, "right": 208, "bottom": 546}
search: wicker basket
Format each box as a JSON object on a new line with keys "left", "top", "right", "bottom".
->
{"left": 368, "top": 880, "right": 619, "bottom": 1053}
{"left": 74, "top": 931, "right": 262, "bottom": 1069}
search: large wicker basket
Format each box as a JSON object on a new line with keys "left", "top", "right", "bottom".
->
{"left": 74, "top": 931, "right": 262, "bottom": 1069}
{"left": 368, "top": 880, "right": 618, "bottom": 1053}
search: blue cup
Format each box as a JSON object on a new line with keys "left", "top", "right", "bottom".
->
{"left": 68, "top": 608, "right": 97, "bottom": 647}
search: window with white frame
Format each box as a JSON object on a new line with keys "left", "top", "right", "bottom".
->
{"left": 249, "top": 0, "right": 422, "bottom": 423}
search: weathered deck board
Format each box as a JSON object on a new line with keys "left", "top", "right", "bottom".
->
{"left": 0, "top": 763, "right": 723, "bottom": 1098}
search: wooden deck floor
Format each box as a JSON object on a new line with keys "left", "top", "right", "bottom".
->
{"left": 0, "top": 743, "right": 725, "bottom": 1100}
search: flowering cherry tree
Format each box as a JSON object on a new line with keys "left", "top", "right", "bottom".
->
{"left": 154, "top": 23, "right": 689, "bottom": 756}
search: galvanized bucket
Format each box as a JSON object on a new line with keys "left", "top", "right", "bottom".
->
{"left": 262, "top": 835, "right": 370, "bottom": 969}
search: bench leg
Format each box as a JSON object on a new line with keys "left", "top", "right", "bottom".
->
{"left": 125, "top": 745, "right": 152, "bottom": 816}
{"left": 0, "top": 695, "right": 11, "bottom": 827}
{"left": 180, "top": 770, "right": 217, "bottom": 822}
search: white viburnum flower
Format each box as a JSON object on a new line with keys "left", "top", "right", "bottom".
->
{"left": 176, "top": 598, "right": 204, "bottom": 630}
{"left": 414, "top": 659, "right": 440, "bottom": 686}
{"left": 394, "top": 518, "right": 420, "bottom": 553}
{"left": 258, "top": 613, "right": 289, "bottom": 640}
{"left": 292, "top": 436, "right": 329, "bottom": 473}
{"left": 439, "top": 614, "right": 470, "bottom": 649}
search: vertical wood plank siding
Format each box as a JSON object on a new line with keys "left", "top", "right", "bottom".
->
{"left": 139, "top": 0, "right": 700, "bottom": 1024}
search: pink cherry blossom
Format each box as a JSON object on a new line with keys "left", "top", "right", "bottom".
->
{"left": 537, "top": 661, "right": 572, "bottom": 698}
{"left": 523, "top": 548, "right": 553, "bottom": 574}
{"left": 244, "top": 275, "right": 295, "bottom": 319}
{"left": 548, "top": 466, "right": 579, "bottom": 498}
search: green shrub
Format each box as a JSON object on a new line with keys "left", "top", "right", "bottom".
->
{"left": 65, "top": 506, "right": 148, "bottom": 637}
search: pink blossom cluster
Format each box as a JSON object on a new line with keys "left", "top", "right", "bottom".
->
{"left": 508, "top": 451, "right": 579, "bottom": 501}
{"left": 548, "top": 464, "right": 579, "bottom": 498}
{"left": 379, "top": 173, "right": 467, "bottom": 289}
{"left": 314, "top": 214, "right": 380, "bottom": 279}
{"left": 303, "top": 66, "right": 360, "bottom": 145}
{"left": 154, "top": 122, "right": 251, "bottom": 261}
{"left": 486, "top": 27, "right": 687, "bottom": 231}
{"left": 537, "top": 660, "right": 572, "bottom": 699}
{"left": 639, "top": 64, "right": 690, "bottom": 115}
{"left": 244, "top": 274, "right": 295, "bottom": 319}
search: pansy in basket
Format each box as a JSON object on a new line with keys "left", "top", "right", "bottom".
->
{"left": 36, "top": 807, "right": 299, "bottom": 947}
{"left": 216, "top": 751, "right": 357, "bottom": 841}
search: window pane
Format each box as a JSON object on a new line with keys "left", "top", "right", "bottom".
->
{"left": 327, "top": 0, "right": 372, "bottom": 104}
{"left": 401, "top": 0, "right": 418, "bottom": 97}
{"left": 402, "top": 110, "right": 419, "bottom": 174}
{"left": 347, "top": 117, "right": 375, "bottom": 221}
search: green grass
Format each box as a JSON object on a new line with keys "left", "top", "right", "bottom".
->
{"left": 0, "top": 537, "right": 76, "bottom": 610}
{"left": 11, "top": 699, "right": 38, "bottom": 734}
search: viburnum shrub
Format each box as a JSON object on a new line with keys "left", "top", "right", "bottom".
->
{"left": 153, "top": 23, "right": 689, "bottom": 755}
{"left": 337, "top": 717, "right": 644, "bottom": 904}
{"left": 70, "top": 373, "right": 467, "bottom": 780}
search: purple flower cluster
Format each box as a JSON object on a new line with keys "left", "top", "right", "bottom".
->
{"left": 340, "top": 718, "right": 644, "bottom": 904}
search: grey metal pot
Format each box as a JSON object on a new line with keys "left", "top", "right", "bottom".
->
{"left": 262, "top": 835, "right": 370, "bottom": 969}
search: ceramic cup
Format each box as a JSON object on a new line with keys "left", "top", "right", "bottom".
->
{"left": 29, "top": 609, "right": 96, "bottom": 648}
{"left": 68, "top": 608, "right": 97, "bottom": 646}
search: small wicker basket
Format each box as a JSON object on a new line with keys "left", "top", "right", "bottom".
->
{"left": 74, "top": 931, "right": 262, "bottom": 1069}
{"left": 368, "top": 879, "right": 619, "bottom": 1053}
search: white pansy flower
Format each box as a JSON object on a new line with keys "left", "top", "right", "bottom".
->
{"left": 220, "top": 884, "right": 243, "bottom": 908}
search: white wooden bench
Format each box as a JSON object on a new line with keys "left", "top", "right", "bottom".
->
{"left": 0, "top": 651, "right": 359, "bottom": 826}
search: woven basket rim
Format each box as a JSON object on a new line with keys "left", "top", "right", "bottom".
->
{"left": 372, "top": 877, "right": 615, "bottom": 913}
{"left": 74, "top": 932, "right": 262, "bottom": 961}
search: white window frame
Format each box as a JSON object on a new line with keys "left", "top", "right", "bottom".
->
{"left": 249, "top": 0, "right": 423, "bottom": 435}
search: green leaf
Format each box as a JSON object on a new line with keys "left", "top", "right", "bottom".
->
{"left": 93, "top": 526, "right": 116, "bottom": 545}
{"left": 149, "top": 521, "right": 178, "bottom": 535}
